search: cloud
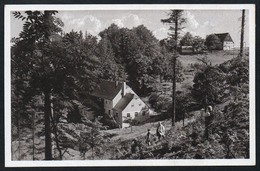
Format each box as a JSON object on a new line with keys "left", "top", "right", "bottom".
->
{"left": 111, "top": 19, "right": 124, "bottom": 27}
{"left": 109, "top": 13, "right": 142, "bottom": 28}
{"left": 59, "top": 13, "right": 102, "bottom": 36}
{"left": 182, "top": 11, "right": 215, "bottom": 39}
{"left": 152, "top": 27, "right": 168, "bottom": 40}
{"left": 201, "top": 21, "right": 215, "bottom": 28}
{"left": 184, "top": 11, "right": 199, "bottom": 30}
{"left": 67, "top": 15, "right": 102, "bottom": 35}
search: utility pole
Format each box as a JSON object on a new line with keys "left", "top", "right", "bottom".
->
{"left": 240, "top": 9, "right": 245, "bottom": 57}
{"left": 32, "top": 111, "right": 35, "bottom": 160}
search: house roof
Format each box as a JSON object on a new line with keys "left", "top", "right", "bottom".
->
{"left": 214, "top": 33, "right": 234, "bottom": 43}
{"left": 114, "top": 93, "right": 134, "bottom": 111}
{"left": 90, "top": 80, "right": 123, "bottom": 100}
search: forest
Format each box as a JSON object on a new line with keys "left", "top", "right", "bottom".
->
{"left": 11, "top": 10, "right": 249, "bottom": 160}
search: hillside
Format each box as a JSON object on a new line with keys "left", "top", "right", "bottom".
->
{"left": 11, "top": 50, "right": 249, "bottom": 160}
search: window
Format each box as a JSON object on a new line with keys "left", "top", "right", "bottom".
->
{"left": 105, "top": 100, "right": 107, "bottom": 104}
{"left": 142, "top": 111, "right": 146, "bottom": 116}
{"left": 131, "top": 104, "right": 134, "bottom": 107}
{"left": 135, "top": 112, "right": 138, "bottom": 117}
{"left": 139, "top": 103, "right": 142, "bottom": 106}
{"left": 127, "top": 113, "right": 130, "bottom": 117}
{"left": 116, "top": 112, "right": 118, "bottom": 117}
{"left": 108, "top": 110, "right": 111, "bottom": 114}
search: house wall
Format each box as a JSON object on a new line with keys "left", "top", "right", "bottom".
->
{"left": 104, "top": 89, "right": 123, "bottom": 116}
{"left": 223, "top": 41, "right": 234, "bottom": 50}
{"left": 104, "top": 99, "right": 113, "bottom": 115}
{"left": 102, "top": 82, "right": 152, "bottom": 128}
{"left": 121, "top": 97, "right": 150, "bottom": 128}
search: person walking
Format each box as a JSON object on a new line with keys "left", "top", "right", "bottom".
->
{"left": 146, "top": 129, "right": 151, "bottom": 146}
{"left": 205, "top": 105, "right": 213, "bottom": 139}
{"left": 156, "top": 122, "right": 165, "bottom": 140}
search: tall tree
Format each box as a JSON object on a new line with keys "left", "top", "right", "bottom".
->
{"left": 240, "top": 9, "right": 245, "bottom": 57}
{"left": 161, "top": 10, "right": 186, "bottom": 126}
{"left": 98, "top": 24, "right": 161, "bottom": 95}
{"left": 12, "top": 11, "right": 64, "bottom": 160}
{"left": 12, "top": 11, "right": 100, "bottom": 160}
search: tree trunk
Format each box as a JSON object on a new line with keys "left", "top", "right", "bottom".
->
{"left": 32, "top": 111, "right": 35, "bottom": 160}
{"left": 240, "top": 9, "right": 245, "bottom": 57}
{"left": 44, "top": 91, "right": 52, "bottom": 160}
{"left": 92, "top": 147, "right": 94, "bottom": 160}
{"left": 18, "top": 112, "right": 21, "bottom": 160}
{"left": 172, "top": 16, "right": 178, "bottom": 127}
{"left": 50, "top": 100, "right": 63, "bottom": 160}
{"left": 183, "top": 112, "right": 185, "bottom": 126}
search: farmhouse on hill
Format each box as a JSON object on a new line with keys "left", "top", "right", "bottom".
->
{"left": 214, "top": 33, "right": 234, "bottom": 50}
{"left": 91, "top": 80, "right": 152, "bottom": 128}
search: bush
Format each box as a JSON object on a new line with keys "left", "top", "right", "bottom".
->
{"left": 149, "top": 93, "right": 172, "bottom": 114}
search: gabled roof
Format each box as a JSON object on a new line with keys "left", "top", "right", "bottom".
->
{"left": 90, "top": 80, "right": 123, "bottom": 100}
{"left": 214, "top": 33, "right": 234, "bottom": 43}
{"left": 114, "top": 93, "right": 134, "bottom": 111}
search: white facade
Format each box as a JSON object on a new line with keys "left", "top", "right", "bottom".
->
{"left": 223, "top": 41, "right": 234, "bottom": 50}
{"left": 121, "top": 97, "right": 150, "bottom": 128}
{"left": 102, "top": 82, "right": 152, "bottom": 128}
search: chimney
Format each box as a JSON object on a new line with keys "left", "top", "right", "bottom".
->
{"left": 122, "top": 82, "right": 126, "bottom": 96}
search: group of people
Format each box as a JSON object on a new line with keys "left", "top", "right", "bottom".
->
{"left": 146, "top": 122, "right": 165, "bottom": 146}
{"left": 145, "top": 105, "right": 214, "bottom": 145}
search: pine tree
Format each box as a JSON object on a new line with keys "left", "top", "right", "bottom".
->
{"left": 161, "top": 10, "right": 186, "bottom": 126}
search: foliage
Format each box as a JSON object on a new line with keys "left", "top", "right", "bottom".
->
{"left": 149, "top": 93, "right": 172, "bottom": 113}
{"left": 180, "top": 32, "right": 194, "bottom": 46}
{"left": 205, "top": 34, "right": 222, "bottom": 51}
{"left": 192, "top": 56, "right": 227, "bottom": 108}
{"left": 78, "top": 118, "right": 108, "bottom": 159}
{"left": 192, "top": 36, "right": 206, "bottom": 53}
{"left": 98, "top": 24, "right": 163, "bottom": 95}
{"left": 12, "top": 11, "right": 101, "bottom": 159}
{"left": 180, "top": 32, "right": 205, "bottom": 53}
{"left": 161, "top": 10, "right": 187, "bottom": 46}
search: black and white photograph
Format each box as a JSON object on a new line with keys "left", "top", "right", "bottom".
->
{"left": 4, "top": 4, "right": 255, "bottom": 167}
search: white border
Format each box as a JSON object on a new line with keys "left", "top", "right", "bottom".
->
{"left": 5, "top": 4, "right": 256, "bottom": 167}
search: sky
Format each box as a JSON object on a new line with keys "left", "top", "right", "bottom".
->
{"left": 10, "top": 10, "right": 249, "bottom": 47}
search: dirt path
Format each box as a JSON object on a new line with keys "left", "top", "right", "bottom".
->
{"left": 104, "top": 110, "right": 202, "bottom": 142}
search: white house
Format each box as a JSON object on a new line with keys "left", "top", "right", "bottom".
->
{"left": 91, "top": 81, "right": 152, "bottom": 128}
{"left": 214, "top": 33, "right": 234, "bottom": 50}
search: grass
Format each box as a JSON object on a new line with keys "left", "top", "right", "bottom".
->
{"left": 178, "top": 49, "right": 241, "bottom": 67}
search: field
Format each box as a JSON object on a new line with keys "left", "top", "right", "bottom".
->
{"left": 178, "top": 48, "right": 242, "bottom": 67}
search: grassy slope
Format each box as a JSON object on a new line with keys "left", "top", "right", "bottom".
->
{"left": 178, "top": 49, "right": 240, "bottom": 67}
